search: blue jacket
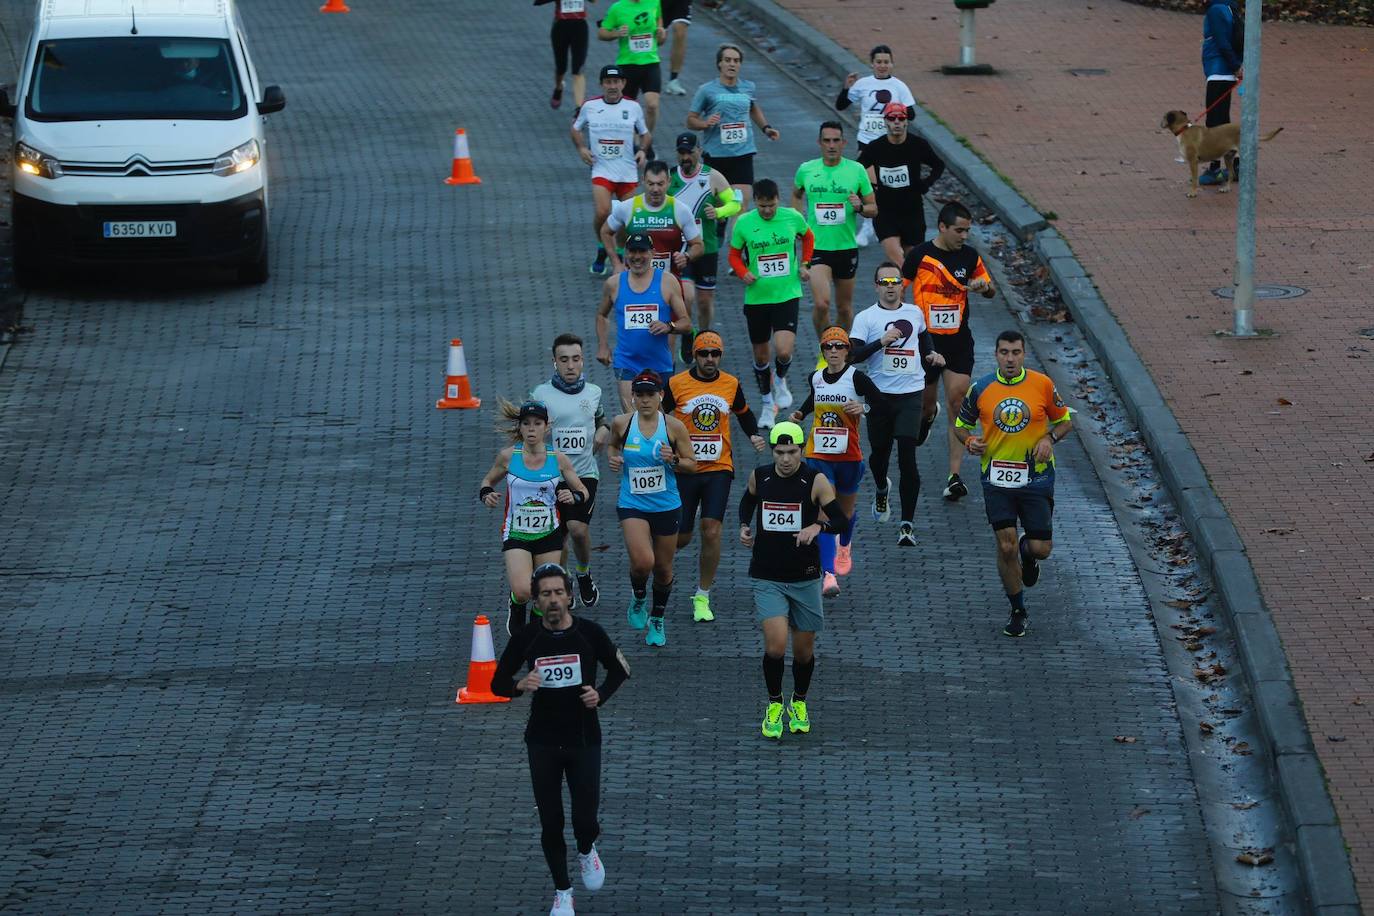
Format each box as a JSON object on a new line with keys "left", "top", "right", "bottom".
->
{"left": 1202, "top": 0, "right": 1242, "bottom": 77}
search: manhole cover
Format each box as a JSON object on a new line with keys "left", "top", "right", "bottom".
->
{"left": 1211, "top": 285, "right": 1308, "bottom": 300}
{"left": 1067, "top": 68, "right": 1109, "bottom": 76}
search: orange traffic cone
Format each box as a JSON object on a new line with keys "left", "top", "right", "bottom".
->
{"left": 457, "top": 615, "right": 509, "bottom": 704}
{"left": 443, "top": 129, "right": 482, "bottom": 186}
{"left": 435, "top": 338, "right": 481, "bottom": 410}
{"left": 319, "top": 0, "right": 349, "bottom": 13}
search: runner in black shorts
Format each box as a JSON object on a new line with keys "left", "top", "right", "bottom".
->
{"left": 619, "top": 61, "right": 662, "bottom": 99}
{"left": 662, "top": 0, "right": 692, "bottom": 97}
{"left": 702, "top": 153, "right": 755, "bottom": 188}
{"left": 541, "top": 0, "right": 591, "bottom": 110}
{"left": 858, "top": 101, "right": 945, "bottom": 265}
{"left": 491, "top": 562, "right": 630, "bottom": 916}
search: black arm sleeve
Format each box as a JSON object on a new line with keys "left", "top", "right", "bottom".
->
{"left": 918, "top": 141, "right": 946, "bottom": 193}
{"left": 853, "top": 370, "right": 890, "bottom": 410}
{"left": 593, "top": 625, "right": 630, "bottom": 705}
{"left": 660, "top": 384, "right": 677, "bottom": 414}
{"left": 794, "top": 385, "right": 815, "bottom": 420}
{"left": 738, "top": 410, "right": 760, "bottom": 438}
{"left": 738, "top": 484, "right": 759, "bottom": 526}
{"left": 835, "top": 86, "right": 851, "bottom": 110}
{"left": 917, "top": 329, "right": 933, "bottom": 363}
{"left": 818, "top": 498, "right": 850, "bottom": 534}
{"left": 490, "top": 631, "right": 529, "bottom": 698}
{"left": 850, "top": 336, "right": 884, "bottom": 363}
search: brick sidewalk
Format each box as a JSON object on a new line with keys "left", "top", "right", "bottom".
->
{"left": 772, "top": 0, "right": 1374, "bottom": 896}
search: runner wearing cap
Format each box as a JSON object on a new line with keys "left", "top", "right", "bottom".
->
{"left": 738, "top": 421, "right": 847, "bottom": 739}
{"left": 849, "top": 261, "right": 945, "bottom": 547}
{"left": 597, "top": 0, "right": 667, "bottom": 141}
{"left": 792, "top": 121, "right": 877, "bottom": 361}
{"left": 662, "top": 331, "right": 766, "bottom": 622}
{"left": 608, "top": 370, "right": 698, "bottom": 647}
{"left": 788, "top": 326, "right": 888, "bottom": 597}
{"left": 479, "top": 401, "right": 590, "bottom": 635}
{"left": 687, "top": 44, "right": 781, "bottom": 220}
{"left": 900, "top": 201, "right": 996, "bottom": 504}
{"left": 490, "top": 561, "right": 631, "bottom": 916}
{"left": 727, "top": 178, "right": 814, "bottom": 428}
{"left": 538, "top": 0, "right": 596, "bottom": 110}
{"left": 858, "top": 101, "right": 945, "bottom": 265}
{"left": 531, "top": 333, "right": 611, "bottom": 609}
{"left": 836, "top": 45, "right": 917, "bottom": 247}
{"left": 572, "top": 66, "right": 651, "bottom": 277}
{"left": 596, "top": 231, "right": 691, "bottom": 411}
{"left": 668, "top": 132, "right": 740, "bottom": 341}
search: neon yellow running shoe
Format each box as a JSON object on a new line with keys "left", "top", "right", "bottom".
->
{"left": 692, "top": 593, "right": 714, "bottom": 622}
{"left": 787, "top": 698, "right": 811, "bottom": 734}
{"left": 761, "top": 701, "right": 784, "bottom": 739}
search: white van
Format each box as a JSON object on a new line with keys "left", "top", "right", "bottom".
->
{"left": 1, "top": 0, "right": 285, "bottom": 286}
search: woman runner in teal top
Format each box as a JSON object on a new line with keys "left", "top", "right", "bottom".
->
{"left": 607, "top": 370, "right": 697, "bottom": 648}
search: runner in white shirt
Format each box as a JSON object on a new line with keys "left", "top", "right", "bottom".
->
{"left": 571, "top": 65, "right": 651, "bottom": 277}
{"left": 835, "top": 45, "right": 916, "bottom": 246}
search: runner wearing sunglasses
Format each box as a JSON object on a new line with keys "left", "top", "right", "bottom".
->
{"left": 858, "top": 101, "right": 945, "bottom": 266}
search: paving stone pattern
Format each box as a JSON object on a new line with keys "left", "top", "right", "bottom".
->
{"left": 0, "top": 0, "right": 1216, "bottom": 912}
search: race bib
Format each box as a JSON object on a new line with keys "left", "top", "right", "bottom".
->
{"left": 650, "top": 254, "right": 672, "bottom": 273}
{"left": 624, "top": 303, "right": 658, "bottom": 331}
{"left": 553, "top": 425, "right": 589, "bottom": 455}
{"left": 761, "top": 500, "right": 802, "bottom": 532}
{"left": 559, "top": 0, "right": 584, "bottom": 12}
{"left": 882, "top": 347, "right": 920, "bottom": 375}
{"left": 813, "top": 426, "right": 850, "bottom": 455}
{"left": 929, "top": 305, "right": 961, "bottom": 331}
{"left": 512, "top": 502, "right": 556, "bottom": 535}
{"left": 629, "top": 464, "right": 667, "bottom": 494}
{"left": 628, "top": 33, "right": 653, "bottom": 52}
{"left": 756, "top": 252, "right": 790, "bottom": 277}
{"left": 535, "top": 654, "right": 583, "bottom": 688}
{"left": 989, "top": 460, "right": 1029, "bottom": 489}
{"left": 861, "top": 113, "right": 886, "bottom": 136}
{"left": 878, "top": 165, "right": 910, "bottom": 189}
{"left": 690, "top": 435, "right": 722, "bottom": 461}
{"left": 814, "top": 202, "right": 845, "bottom": 225}
{"left": 596, "top": 138, "right": 625, "bottom": 159}
{"left": 720, "top": 122, "right": 748, "bottom": 145}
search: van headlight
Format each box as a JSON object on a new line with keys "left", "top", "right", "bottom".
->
{"left": 15, "top": 141, "right": 63, "bottom": 179}
{"left": 212, "top": 139, "right": 260, "bottom": 177}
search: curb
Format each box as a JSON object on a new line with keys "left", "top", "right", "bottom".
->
{"left": 723, "top": 0, "right": 1360, "bottom": 910}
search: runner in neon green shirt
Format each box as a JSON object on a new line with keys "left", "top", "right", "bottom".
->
{"left": 792, "top": 121, "right": 876, "bottom": 355}
{"left": 598, "top": 0, "right": 666, "bottom": 140}
{"left": 727, "top": 178, "right": 816, "bottom": 428}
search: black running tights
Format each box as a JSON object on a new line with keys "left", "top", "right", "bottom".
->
{"left": 528, "top": 744, "right": 601, "bottom": 890}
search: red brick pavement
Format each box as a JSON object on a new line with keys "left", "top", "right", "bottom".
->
{"left": 772, "top": 0, "right": 1374, "bottom": 895}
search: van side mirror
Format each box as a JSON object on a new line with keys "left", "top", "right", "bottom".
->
{"left": 0, "top": 88, "right": 15, "bottom": 119}
{"left": 258, "top": 85, "right": 285, "bottom": 115}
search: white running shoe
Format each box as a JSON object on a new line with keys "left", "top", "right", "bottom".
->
{"left": 579, "top": 845, "right": 606, "bottom": 892}
{"left": 758, "top": 395, "right": 777, "bottom": 428}
{"left": 550, "top": 888, "right": 575, "bottom": 916}
{"left": 772, "top": 375, "right": 793, "bottom": 410}
{"left": 856, "top": 219, "right": 876, "bottom": 247}
{"left": 665, "top": 78, "right": 688, "bottom": 96}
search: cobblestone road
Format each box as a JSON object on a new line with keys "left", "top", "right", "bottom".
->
{"left": 0, "top": 0, "right": 1219, "bottom": 911}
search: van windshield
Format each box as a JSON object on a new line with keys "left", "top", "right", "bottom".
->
{"left": 26, "top": 37, "right": 246, "bottom": 121}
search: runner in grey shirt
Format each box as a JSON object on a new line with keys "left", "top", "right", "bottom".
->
{"left": 686, "top": 43, "right": 780, "bottom": 216}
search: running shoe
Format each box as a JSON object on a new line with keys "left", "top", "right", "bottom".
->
{"left": 762, "top": 701, "right": 784, "bottom": 739}
{"left": 772, "top": 375, "right": 793, "bottom": 410}
{"left": 871, "top": 476, "right": 891, "bottom": 522}
{"left": 679, "top": 328, "right": 696, "bottom": 366}
{"left": 578, "top": 573, "right": 599, "bottom": 607}
{"left": 1003, "top": 610, "right": 1029, "bottom": 638}
{"left": 551, "top": 86, "right": 563, "bottom": 109}
{"left": 1019, "top": 534, "right": 1040, "bottom": 588}
{"left": 1198, "top": 168, "right": 1228, "bottom": 186}
{"left": 589, "top": 256, "right": 608, "bottom": 277}
{"left": 822, "top": 572, "right": 840, "bottom": 597}
{"left": 942, "top": 473, "right": 968, "bottom": 502}
{"left": 692, "top": 593, "right": 714, "bottom": 622}
{"left": 578, "top": 845, "right": 605, "bottom": 892}
{"left": 787, "top": 698, "right": 811, "bottom": 734}
{"left": 897, "top": 522, "right": 916, "bottom": 547}
{"left": 856, "top": 219, "right": 875, "bottom": 248}
{"left": 626, "top": 594, "right": 649, "bottom": 630}
{"left": 916, "top": 400, "right": 940, "bottom": 447}
{"left": 757, "top": 396, "right": 777, "bottom": 429}
{"left": 834, "top": 543, "right": 853, "bottom": 576}
{"left": 645, "top": 616, "right": 666, "bottom": 646}
{"left": 665, "top": 77, "right": 687, "bottom": 96}
{"left": 507, "top": 598, "right": 526, "bottom": 636}
{"left": 550, "top": 888, "right": 575, "bottom": 916}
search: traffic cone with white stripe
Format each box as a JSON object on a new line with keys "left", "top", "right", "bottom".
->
{"left": 435, "top": 338, "right": 481, "bottom": 410}
{"left": 457, "top": 615, "right": 510, "bottom": 704}
{"left": 443, "top": 128, "right": 482, "bottom": 186}
{"left": 319, "top": 0, "right": 349, "bottom": 13}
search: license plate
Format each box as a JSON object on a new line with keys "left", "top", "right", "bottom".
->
{"left": 103, "top": 221, "right": 177, "bottom": 239}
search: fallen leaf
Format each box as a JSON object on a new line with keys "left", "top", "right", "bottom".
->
{"left": 1199, "top": 721, "right": 1216, "bottom": 734}
{"left": 1354, "top": 697, "right": 1364, "bottom": 706}
{"left": 1236, "top": 850, "right": 1275, "bottom": 867}
{"left": 1130, "top": 806, "right": 1150, "bottom": 819}
{"left": 1277, "top": 397, "right": 1293, "bottom": 405}
{"left": 1239, "top": 369, "right": 1253, "bottom": 375}
{"left": 1232, "top": 741, "right": 1252, "bottom": 755}
{"left": 1113, "top": 735, "right": 1138, "bottom": 744}
{"left": 1262, "top": 527, "right": 1295, "bottom": 535}
{"left": 1232, "top": 800, "right": 1260, "bottom": 810}
{"left": 1165, "top": 599, "right": 1196, "bottom": 609}
{"left": 1328, "top": 735, "right": 1348, "bottom": 743}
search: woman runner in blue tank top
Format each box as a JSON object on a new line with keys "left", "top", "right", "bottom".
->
{"left": 479, "top": 400, "right": 589, "bottom": 635}
{"left": 608, "top": 370, "right": 697, "bottom": 648}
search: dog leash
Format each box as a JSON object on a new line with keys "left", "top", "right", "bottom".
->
{"left": 1192, "top": 76, "right": 1242, "bottom": 126}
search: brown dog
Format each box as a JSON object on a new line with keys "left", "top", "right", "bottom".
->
{"left": 1160, "top": 110, "right": 1283, "bottom": 197}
